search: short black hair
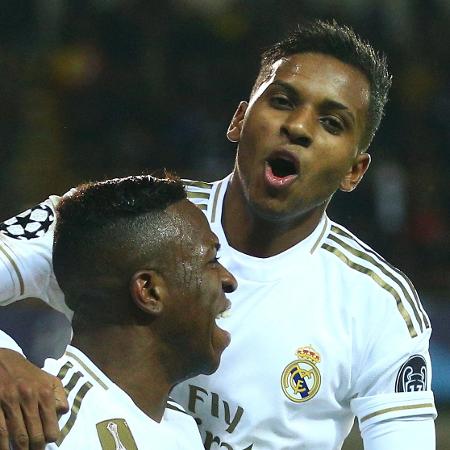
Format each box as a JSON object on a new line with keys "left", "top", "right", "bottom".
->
{"left": 53, "top": 174, "right": 186, "bottom": 324}
{"left": 252, "top": 19, "right": 392, "bottom": 150}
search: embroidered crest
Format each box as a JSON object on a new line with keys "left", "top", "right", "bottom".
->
{"left": 96, "top": 419, "right": 138, "bottom": 450}
{"left": 395, "top": 355, "right": 427, "bottom": 392}
{"left": 281, "top": 346, "right": 321, "bottom": 403}
{"left": 0, "top": 203, "right": 54, "bottom": 240}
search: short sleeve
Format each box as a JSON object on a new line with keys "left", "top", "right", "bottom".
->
{"left": 350, "top": 287, "right": 436, "bottom": 431}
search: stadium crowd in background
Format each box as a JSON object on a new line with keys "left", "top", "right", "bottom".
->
{"left": 0, "top": 0, "right": 448, "bottom": 295}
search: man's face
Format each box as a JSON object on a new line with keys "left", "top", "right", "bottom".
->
{"left": 228, "top": 52, "right": 371, "bottom": 222}
{"left": 161, "top": 200, "right": 237, "bottom": 377}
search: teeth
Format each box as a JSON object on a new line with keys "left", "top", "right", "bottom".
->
{"left": 216, "top": 308, "right": 232, "bottom": 319}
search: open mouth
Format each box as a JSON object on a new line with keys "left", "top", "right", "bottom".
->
{"left": 265, "top": 151, "right": 299, "bottom": 187}
{"left": 267, "top": 155, "right": 298, "bottom": 178}
{"left": 216, "top": 298, "right": 232, "bottom": 320}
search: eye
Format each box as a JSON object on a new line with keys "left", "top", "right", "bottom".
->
{"left": 209, "top": 255, "right": 221, "bottom": 266}
{"left": 320, "top": 116, "right": 345, "bottom": 135}
{"left": 269, "top": 95, "right": 294, "bottom": 110}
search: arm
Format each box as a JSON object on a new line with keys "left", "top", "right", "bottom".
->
{"left": 0, "top": 197, "right": 66, "bottom": 311}
{"left": 0, "top": 197, "right": 71, "bottom": 449}
{"left": 361, "top": 416, "right": 435, "bottom": 450}
{"left": 350, "top": 277, "right": 436, "bottom": 449}
{"left": 0, "top": 348, "right": 68, "bottom": 450}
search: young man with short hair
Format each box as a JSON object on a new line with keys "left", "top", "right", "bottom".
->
{"left": 46, "top": 174, "right": 236, "bottom": 448}
{"left": 0, "top": 20, "right": 436, "bottom": 449}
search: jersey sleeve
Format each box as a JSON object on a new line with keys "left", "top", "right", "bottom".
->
{"left": 359, "top": 416, "right": 435, "bottom": 450}
{"left": 0, "top": 195, "right": 66, "bottom": 311}
{"left": 350, "top": 285, "right": 436, "bottom": 436}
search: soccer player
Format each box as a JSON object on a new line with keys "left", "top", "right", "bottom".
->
{"left": 0, "top": 20, "right": 436, "bottom": 449}
{"left": 46, "top": 174, "right": 236, "bottom": 449}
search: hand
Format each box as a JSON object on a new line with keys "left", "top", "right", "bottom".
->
{"left": 0, "top": 349, "right": 69, "bottom": 450}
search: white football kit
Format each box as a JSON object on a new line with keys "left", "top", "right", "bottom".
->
{"left": 43, "top": 345, "right": 204, "bottom": 449}
{"left": 0, "top": 175, "right": 437, "bottom": 449}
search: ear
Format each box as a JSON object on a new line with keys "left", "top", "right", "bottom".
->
{"left": 339, "top": 153, "right": 371, "bottom": 192}
{"left": 226, "top": 101, "right": 248, "bottom": 143}
{"left": 129, "top": 270, "right": 167, "bottom": 316}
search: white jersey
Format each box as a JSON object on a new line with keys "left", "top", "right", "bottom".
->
{"left": 43, "top": 345, "right": 204, "bottom": 449}
{"left": 172, "top": 177, "right": 436, "bottom": 449}
{"left": 0, "top": 176, "right": 437, "bottom": 449}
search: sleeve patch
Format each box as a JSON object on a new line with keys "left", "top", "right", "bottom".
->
{"left": 395, "top": 355, "right": 428, "bottom": 393}
{"left": 0, "top": 203, "right": 54, "bottom": 240}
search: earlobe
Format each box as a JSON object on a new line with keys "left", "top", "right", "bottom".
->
{"left": 226, "top": 101, "right": 248, "bottom": 143}
{"left": 340, "top": 153, "right": 371, "bottom": 192}
{"left": 129, "top": 270, "right": 165, "bottom": 316}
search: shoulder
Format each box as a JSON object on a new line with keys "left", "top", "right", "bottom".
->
{"left": 318, "top": 220, "right": 430, "bottom": 339}
{"left": 182, "top": 178, "right": 216, "bottom": 210}
{"left": 0, "top": 195, "right": 66, "bottom": 303}
{"left": 43, "top": 349, "right": 109, "bottom": 446}
{"left": 0, "top": 196, "right": 61, "bottom": 242}
{"left": 181, "top": 177, "right": 228, "bottom": 223}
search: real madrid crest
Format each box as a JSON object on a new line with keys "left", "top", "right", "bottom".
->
{"left": 281, "top": 346, "right": 321, "bottom": 403}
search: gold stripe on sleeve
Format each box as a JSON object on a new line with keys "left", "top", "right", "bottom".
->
{"left": 56, "top": 361, "right": 74, "bottom": 383}
{"left": 182, "top": 180, "right": 213, "bottom": 190}
{"left": 66, "top": 351, "right": 108, "bottom": 390}
{"left": 186, "top": 191, "right": 211, "bottom": 200}
{"left": 211, "top": 180, "right": 224, "bottom": 224}
{"left": 0, "top": 243, "right": 24, "bottom": 296}
{"left": 322, "top": 243, "right": 417, "bottom": 337}
{"left": 56, "top": 381, "right": 93, "bottom": 446}
{"left": 330, "top": 224, "right": 430, "bottom": 330}
{"left": 360, "top": 403, "right": 434, "bottom": 423}
{"left": 328, "top": 233, "right": 424, "bottom": 333}
{"left": 63, "top": 371, "right": 84, "bottom": 396}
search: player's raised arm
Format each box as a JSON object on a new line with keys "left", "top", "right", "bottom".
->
{"left": 0, "top": 196, "right": 66, "bottom": 309}
{"left": 0, "top": 197, "right": 71, "bottom": 449}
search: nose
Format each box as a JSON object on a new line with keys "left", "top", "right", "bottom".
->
{"left": 221, "top": 266, "right": 238, "bottom": 294}
{"left": 281, "top": 106, "right": 313, "bottom": 147}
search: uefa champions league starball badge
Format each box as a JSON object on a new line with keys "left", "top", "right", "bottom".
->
{"left": 281, "top": 346, "right": 321, "bottom": 403}
{"left": 0, "top": 203, "right": 54, "bottom": 240}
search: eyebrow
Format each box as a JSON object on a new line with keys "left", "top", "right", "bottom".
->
{"left": 269, "top": 80, "right": 356, "bottom": 125}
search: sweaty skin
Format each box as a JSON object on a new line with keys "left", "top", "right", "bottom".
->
{"left": 224, "top": 52, "right": 371, "bottom": 257}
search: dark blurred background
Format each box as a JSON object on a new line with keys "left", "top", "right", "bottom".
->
{"left": 0, "top": 0, "right": 449, "bottom": 447}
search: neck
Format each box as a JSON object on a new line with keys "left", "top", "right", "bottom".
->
{"left": 71, "top": 325, "right": 174, "bottom": 423}
{"left": 222, "top": 177, "right": 326, "bottom": 257}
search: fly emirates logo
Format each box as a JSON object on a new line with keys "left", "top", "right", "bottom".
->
{"left": 188, "top": 384, "right": 254, "bottom": 449}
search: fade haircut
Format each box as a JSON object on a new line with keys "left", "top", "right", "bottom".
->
{"left": 53, "top": 174, "right": 186, "bottom": 324}
{"left": 251, "top": 19, "right": 392, "bottom": 150}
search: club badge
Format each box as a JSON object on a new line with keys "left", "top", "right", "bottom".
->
{"left": 281, "top": 346, "right": 321, "bottom": 403}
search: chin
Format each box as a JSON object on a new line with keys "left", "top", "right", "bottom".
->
{"left": 202, "top": 352, "right": 222, "bottom": 376}
{"left": 248, "top": 198, "right": 296, "bottom": 223}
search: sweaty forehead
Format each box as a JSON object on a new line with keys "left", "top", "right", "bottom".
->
{"left": 168, "top": 200, "right": 217, "bottom": 252}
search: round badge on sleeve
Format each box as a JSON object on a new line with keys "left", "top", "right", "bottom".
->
{"left": 395, "top": 354, "right": 428, "bottom": 392}
{"left": 0, "top": 203, "right": 54, "bottom": 240}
